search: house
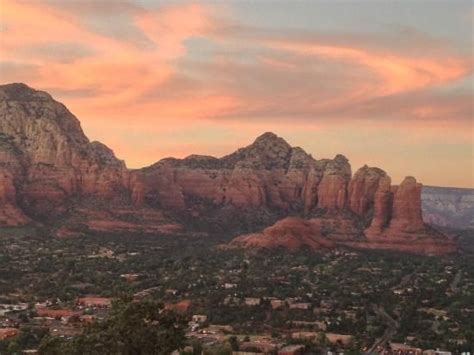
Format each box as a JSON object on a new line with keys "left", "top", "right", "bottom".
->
{"left": 0, "top": 328, "right": 19, "bottom": 340}
{"left": 320, "top": 300, "right": 336, "bottom": 309}
{"left": 80, "top": 315, "right": 97, "bottom": 324}
{"left": 120, "top": 273, "right": 140, "bottom": 282}
{"left": 165, "top": 299, "right": 191, "bottom": 313}
{"left": 50, "top": 326, "right": 82, "bottom": 337}
{"left": 239, "top": 341, "right": 278, "bottom": 353}
{"left": 0, "top": 303, "right": 29, "bottom": 317}
{"left": 291, "top": 321, "right": 326, "bottom": 331}
{"left": 0, "top": 303, "right": 28, "bottom": 312}
{"left": 343, "top": 310, "right": 357, "bottom": 320}
{"left": 326, "top": 333, "right": 353, "bottom": 345}
{"left": 35, "top": 306, "right": 82, "bottom": 319}
{"left": 165, "top": 289, "right": 178, "bottom": 296}
{"left": 423, "top": 351, "right": 452, "bottom": 355}
{"left": 278, "top": 345, "right": 306, "bottom": 355}
{"left": 289, "top": 303, "right": 311, "bottom": 310}
{"left": 291, "top": 332, "right": 318, "bottom": 341}
{"left": 285, "top": 297, "right": 301, "bottom": 305}
{"left": 271, "top": 300, "right": 285, "bottom": 309}
{"left": 244, "top": 298, "right": 261, "bottom": 306}
{"left": 192, "top": 315, "right": 208, "bottom": 323}
{"left": 223, "top": 296, "right": 241, "bottom": 306}
{"left": 390, "top": 343, "right": 422, "bottom": 354}
{"left": 77, "top": 297, "right": 112, "bottom": 308}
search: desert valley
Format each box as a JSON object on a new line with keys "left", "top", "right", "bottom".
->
{"left": 0, "top": 83, "right": 473, "bottom": 354}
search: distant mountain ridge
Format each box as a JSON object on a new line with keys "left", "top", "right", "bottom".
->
{"left": 422, "top": 186, "right": 474, "bottom": 229}
{"left": 0, "top": 83, "right": 458, "bottom": 255}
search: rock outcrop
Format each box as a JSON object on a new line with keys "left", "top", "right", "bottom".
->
{"left": 316, "top": 155, "right": 351, "bottom": 211}
{"left": 229, "top": 217, "right": 336, "bottom": 251}
{"left": 348, "top": 165, "right": 387, "bottom": 218}
{"left": 0, "top": 83, "right": 457, "bottom": 254}
{"left": 364, "top": 176, "right": 393, "bottom": 235}
{"left": 0, "top": 83, "right": 128, "bottom": 221}
{"left": 389, "top": 177, "right": 425, "bottom": 232}
{"left": 131, "top": 133, "right": 351, "bottom": 214}
{"left": 0, "top": 83, "right": 175, "bottom": 233}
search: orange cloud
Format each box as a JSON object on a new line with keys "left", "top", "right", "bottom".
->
{"left": 135, "top": 3, "right": 214, "bottom": 60}
{"left": 1, "top": 0, "right": 216, "bottom": 110}
{"left": 264, "top": 39, "right": 469, "bottom": 97}
{"left": 1, "top": 0, "right": 472, "bottom": 186}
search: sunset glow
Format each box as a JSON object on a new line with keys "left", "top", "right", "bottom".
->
{"left": 1, "top": 0, "right": 472, "bottom": 187}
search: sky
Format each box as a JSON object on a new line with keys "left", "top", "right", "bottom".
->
{"left": 0, "top": 0, "right": 473, "bottom": 187}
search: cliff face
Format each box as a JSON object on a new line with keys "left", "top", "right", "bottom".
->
{"left": 231, "top": 176, "right": 457, "bottom": 255}
{"left": 348, "top": 165, "right": 387, "bottom": 218}
{"left": 136, "top": 134, "right": 455, "bottom": 254}
{"left": 0, "top": 83, "right": 128, "bottom": 223}
{"left": 130, "top": 132, "right": 352, "bottom": 214}
{"left": 422, "top": 186, "right": 474, "bottom": 229}
{"left": 0, "top": 83, "right": 457, "bottom": 254}
{"left": 228, "top": 217, "right": 337, "bottom": 251}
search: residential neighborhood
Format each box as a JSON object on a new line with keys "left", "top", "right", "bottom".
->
{"left": 0, "top": 228, "right": 472, "bottom": 353}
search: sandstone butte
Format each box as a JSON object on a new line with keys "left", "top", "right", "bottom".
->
{"left": 0, "top": 83, "right": 456, "bottom": 255}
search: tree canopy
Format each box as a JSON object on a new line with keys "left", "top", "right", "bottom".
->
{"left": 39, "top": 299, "right": 187, "bottom": 355}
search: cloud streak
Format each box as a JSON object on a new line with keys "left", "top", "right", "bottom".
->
{"left": 0, "top": 0, "right": 472, "bottom": 186}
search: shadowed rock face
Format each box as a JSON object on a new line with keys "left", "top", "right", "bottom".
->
{"left": 0, "top": 83, "right": 457, "bottom": 254}
{"left": 365, "top": 176, "right": 393, "bottom": 235}
{"left": 390, "top": 177, "right": 425, "bottom": 232}
{"left": 348, "top": 165, "right": 387, "bottom": 218}
{"left": 422, "top": 186, "right": 474, "bottom": 229}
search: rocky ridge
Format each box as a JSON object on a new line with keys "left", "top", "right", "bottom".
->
{"left": 131, "top": 132, "right": 353, "bottom": 213}
{"left": 0, "top": 83, "right": 457, "bottom": 254}
{"left": 0, "top": 83, "right": 176, "bottom": 233}
{"left": 230, "top": 177, "right": 456, "bottom": 255}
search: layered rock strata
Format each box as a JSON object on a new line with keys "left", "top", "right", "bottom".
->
{"left": 0, "top": 83, "right": 457, "bottom": 254}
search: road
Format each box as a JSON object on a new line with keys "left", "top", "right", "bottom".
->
{"left": 450, "top": 270, "right": 462, "bottom": 294}
{"left": 367, "top": 305, "right": 399, "bottom": 354}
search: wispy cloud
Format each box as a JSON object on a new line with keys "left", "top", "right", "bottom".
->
{"left": 0, "top": 0, "right": 472, "bottom": 186}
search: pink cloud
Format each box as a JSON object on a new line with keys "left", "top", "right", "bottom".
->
{"left": 1, "top": 0, "right": 472, "bottom": 186}
{"left": 1, "top": 0, "right": 216, "bottom": 110}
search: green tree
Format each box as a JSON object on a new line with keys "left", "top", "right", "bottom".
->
{"left": 39, "top": 299, "right": 187, "bottom": 355}
{"left": 228, "top": 336, "right": 239, "bottom": 351}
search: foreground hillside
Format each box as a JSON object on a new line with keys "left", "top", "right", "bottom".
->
{"left": 0, "top": 83, "right": 457, "bottom": 254}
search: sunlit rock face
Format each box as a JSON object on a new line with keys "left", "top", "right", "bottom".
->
{"left": 0, "top": 83, "right": 128, "bottom": 221}
{"left": 0, "top": 83, "right": 457, "bottom": 254}
{"left": 348, "top": 165, "right": 387, "bottom": 218}
{"left": 229, "top": 217, "right": 337, "bottom": 251}
{"left": 131, "top": 133, "right": 353, "bottom": 215}
{"left": 140, "top": 135, "right": 455, "bottom": 254}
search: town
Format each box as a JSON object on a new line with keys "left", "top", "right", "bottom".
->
{"left": 0, "top": 226, "right": 473, "bottom": 354}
